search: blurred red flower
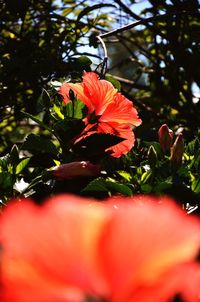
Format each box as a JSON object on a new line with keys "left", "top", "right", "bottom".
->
{"left": 1, "top": 195, "right": 200, "bottom": 302}
{"left": 59, "top": 72, "right": 141, "bottom": 157}
{"left": 1, "top": 195, "right": 109, "bottom": 302}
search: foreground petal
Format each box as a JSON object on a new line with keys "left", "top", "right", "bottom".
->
{"left": 100, "top": 196, "right": 200, "bottom": 301}
{"left": 1, "top": 195, "right": 110, "bottom": 302}
{"left": 1, "top": 195, "right": 200, "bottom": 302}
{"left": 128, "top": 262, "right": 200, "bottom": 302}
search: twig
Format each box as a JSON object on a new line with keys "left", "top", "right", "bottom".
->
{"left": 100, "top": 10, "right": 199, "bottom": 39}
{"left": 114, "top": 0, "right": 142, "bottom": 21}
{"left": 96, "top": 35, "right": 108, "bottom": 60}
{"left": 111, "top": 75, "right": 149, "bottom": 90}
{"left": 96, "top": 35, "right": 108, "bottom": 78}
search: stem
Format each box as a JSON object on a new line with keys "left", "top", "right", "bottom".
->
{"left": 96, "top": 36, "right": 108, "bottom": 78}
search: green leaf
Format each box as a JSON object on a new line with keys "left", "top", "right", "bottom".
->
{"left": 0, "top": 154, "right": 10, "bottom": 169}
{"left": 10, "top": 145, "right": 19, "bottom": 165}
{"left": 144, "top": 141, "right": 162, "bottom": 157}
{"left": 21, "top": 112, "right": 53, "bottom": 133}
{"left": 154, "top": 179, "right": 172, "bottom": 193}
{"left": 39, "top": 89, "right": 51, "bottom": 108}
{"left": 192, "top": 177, "right": 200, "bottom": 194}
{"left": 140, "top": 184, "right": 152, "bottom": 193}
{"left": 141, "top": 170, "right": 152, "bottom": 183}
{"left": 23, "top": 134, "right": 58, "bottom": 156}
{"left": 106, "top": 179, "right": 133, "bottom": 196}
{"left": 83, "top": 178, "right": 108, "bottom": 192}
{"left": 73, "top": 98, "right": 86, "bottom": 119}
{"left": 117, "top": 170, "right": 132, "bottom": 181}
{"left": 0, "top": 172, "right": 13, "bottom": 189}
{"left": 136, "top": 166, "right": 143, "bottom": 176}
{"left": 75, "top": 56, "right": 92, "bottom": 70}
{"left": 54, "top": 118, "right": 85, "bottom": 141}
{"left": 53, "top": 104, "right": 64, "bottom": 119}
{"left": 105, "top": 74, "right": 121, "bottom": 91}
{"left": 83, "top": 177, "right": 132, "bottom": 196}
{"left": 16, "top": 158, "right": 31, "bottom": 175}
{"left": 64, "top": 98, "right": 85, "bottom": 119}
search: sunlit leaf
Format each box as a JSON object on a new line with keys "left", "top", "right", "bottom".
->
{"left": 117, "top": 170, "right": 132, "bottom": 181}
{"left": 192, "top": 178, "right": 200, "bottom": 194}
{"left": 83, "top": 177, "right": 132, "bottom": 196}
{"left": 16, "top": 158, "right": 31, "bottom": 175}
{"left": 105, "top": 74, "right": 121, "bottom": 91}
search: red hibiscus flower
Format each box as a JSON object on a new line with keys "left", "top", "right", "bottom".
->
{"left": 59, "top": 72, "right": 141, "bottom": 157}
{"left": 1, "top": 195, "right": 200, "bottom": 302}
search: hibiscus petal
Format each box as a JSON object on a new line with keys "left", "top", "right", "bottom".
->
{"left": 59, "top": 81, "right": 92, "bottom": 109}
{"left": 98, "top": 122, "right": 135, "bottom": 158}
{"left": 59, "top": 72, "right": 117, "bottom": 116}
{"left": 82, "top": 72, "right": 117, "bottom": 115}
{"left": 100, "top": 93, "right": 142, "bottom": 127}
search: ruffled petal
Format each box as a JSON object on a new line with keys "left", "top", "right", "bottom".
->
{"left": 100, "top": 93, "right": 142, "bottom": 127}
{"left": 82, "top": 72, "right": 117, "bottom": 115}
{"left": 59, "top": 82, "right": 86, "bottom": 104}
{"left": 59, "top": 72, "right": 117, "bottom": 116}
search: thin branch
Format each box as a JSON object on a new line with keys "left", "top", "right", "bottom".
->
{"left": 96, "top": 35, "right": 108, "bottom": 78}
{"left": 96, "top": 35, "right": 108, "bottom": 59}
{"left": 73, "top": 52, "right": 101, "bottom": 60}
{"left": 114, "top": 0, "right": 142, "bottom": 21}
{"left": 99, "top": 10, "right": 200, "bottom": 39}
{"left": 111, "top": 75, "right": 149, "bottom": 90}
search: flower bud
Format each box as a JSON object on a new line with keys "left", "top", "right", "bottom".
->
{"left": 51, "top": 161, "right": 101, "bottom": 180}
{"left": 170, "top": 133, "right": 184, "bottom": 168}
{"left": 147, "top": 145, "right": 157, "bottom": 167}
{"left": 158, "top": 124, "right": 173, "bottom": 154}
